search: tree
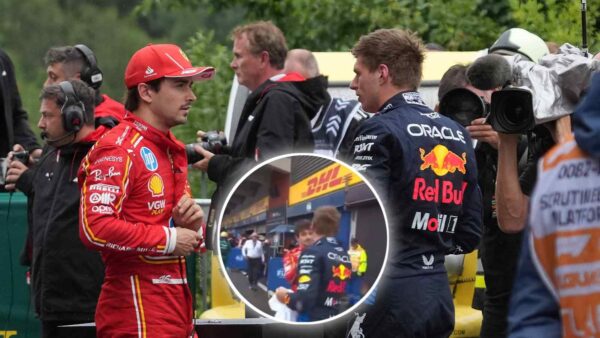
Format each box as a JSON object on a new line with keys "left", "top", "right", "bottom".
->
{"left": 0, "top": 0, "right": 151, "bottom": 130}
{"left": 139, "top": 0, "right": 505, "bottom": 51}
{"left": 171, "top": 31, "right": 234, "bottom": 197}
{"left": 508, "top": 0, "right": 600, "bottom": 52}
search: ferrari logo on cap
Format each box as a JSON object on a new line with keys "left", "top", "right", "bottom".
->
{"left": 179, "top": 49, "right": 190, "bottom": 62}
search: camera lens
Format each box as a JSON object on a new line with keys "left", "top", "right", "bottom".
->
{"left": 185, "top": 144, "right": 204, "bottom": 164}
{"left": 439, "top": 88, "right": 485, "bottom": 127}
{"left": 490, "top": 88, "right": 535, "bottom": 134}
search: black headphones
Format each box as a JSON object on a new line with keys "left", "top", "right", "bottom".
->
{"left": 59, "top": 81, "right": 86, "bottom": 133}
{"left": 74, "top": 44, "right": 103, "bottom": 90}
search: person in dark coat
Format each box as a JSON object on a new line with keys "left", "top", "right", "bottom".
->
{"left": 5, "top": 80, "right": 105, "bottom": 338}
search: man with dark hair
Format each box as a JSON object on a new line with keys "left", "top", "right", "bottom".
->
{"left": 438, "top": 63, "right": 523, "bottom": 338}
{"left": 5, "top": 80, "right": 104, "bottom": 337}
{"left": 78, "top": 43, "right": 213, "bottom": 337}
{"left": 276, "top": 206, "right": 352, "bottom": 321}
{"left": 283, "top": 219, "right": 315, "bottom": 291}
{"left": 44, "top": 45, "right": 125, "bottom": 127}
{"left": 284, "top": 49, "right": 370, "bottom": 159}
{"left": 349, "top": 29, "right": 482, "bottom": 337}
{"left": 193, "top": 22, "right": 316, "bottom": 226}
{"left": 0, "top": 48, "right": 40, "bottom": 164}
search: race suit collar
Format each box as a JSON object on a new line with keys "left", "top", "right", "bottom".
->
{"left": 377, "top": 91, "right": 428, "bottom": 115}
{"left": 124, "top": 113, "right": 185, "bottom": 152}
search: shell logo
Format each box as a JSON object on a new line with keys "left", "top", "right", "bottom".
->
{"left": 148, "top": 173, "right": 164, "bottom": 197}
{"left": 298, "top": 275, "right": 311, "bottom": 283}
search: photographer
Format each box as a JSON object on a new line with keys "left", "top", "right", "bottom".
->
{"left": 438, "top": 63, "right": 527, "bottom": 338}
{"left": 192, "top": 22, "right": 316, "bottom": 243}
{"left": 469, "top": 28, "right": 572, "bottom": 234}
{"left": 5, "top": 80, "right": 104, "bottom": 337}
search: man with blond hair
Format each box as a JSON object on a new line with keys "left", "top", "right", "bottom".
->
{"left": 276, "top": 206, "right": 351, "bottom": 321}
{"left": 349, "top": 29, "right": 482, "bottom": 336}
{"left": 193, "top": 21, "right": 316, "bottom": 247}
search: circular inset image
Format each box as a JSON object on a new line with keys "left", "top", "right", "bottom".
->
{"left": 217, "top": 153, "right": 388, "bottom": 324}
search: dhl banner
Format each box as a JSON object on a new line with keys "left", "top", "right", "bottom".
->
{"left": 289, "top": 163, "right": 362, "bottom": 206}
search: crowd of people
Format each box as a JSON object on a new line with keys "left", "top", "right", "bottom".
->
{"left": 0, "top": 18, "right": 598, "bottom": 338}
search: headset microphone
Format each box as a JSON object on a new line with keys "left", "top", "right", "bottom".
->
{"left": 41, "top": 130, "right": 76, "bottom": 146}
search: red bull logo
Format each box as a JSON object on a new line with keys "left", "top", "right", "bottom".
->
{"left": 419, "top": 145, "right": 466, "bottom": 176}
{"left": 326, "top": 280, "right": 347, "bottom": 293}
{"left": 332, "top": 264, "right": 351, "bottom": 281}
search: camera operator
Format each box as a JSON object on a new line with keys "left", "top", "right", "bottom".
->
{"left": 438, "top": 64, "right": 527, "bottom": 338}
{"left": 4, "top": 80, "right": 104, "bottom": 337}
{"left": 467, "top": 28, "right": 558, "bottom": 234}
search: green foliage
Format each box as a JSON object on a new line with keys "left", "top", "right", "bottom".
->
{"left": 0, "top": 0, "right": 151, "bottom": 137}
{"left": 141, "top": 0, "right": 507, "bottom": 51}
{"left": 171, "top": 31, "right": 234, "bottom": 198}
{"left": 508, "top": 0, "right": 600, "bottom": 51}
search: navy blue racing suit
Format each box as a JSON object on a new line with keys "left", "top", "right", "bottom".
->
{"left": 351, "top": 91, "right": 482, "bottom": 337}
{"left": 287, "top": 236, "right": 352, "bottom": 321}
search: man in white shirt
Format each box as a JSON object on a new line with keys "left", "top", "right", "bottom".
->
{"left": 242, "top": 232, "right": 264, "bottom": 290}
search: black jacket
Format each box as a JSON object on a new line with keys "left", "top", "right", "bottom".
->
{"left": 350, "top": 91, "right": 482, "bottom": 278}
{"left": 288, "top": 236, "right": 352, "bottom": 320}
{"left": 0, "top": 48, "right": 39, "bottom": 158}
{"left": 208, "top": 79, "right": 316, "bottom": 186}
{"left": 294, "top": 75, "right": 370, "bottom": 160}
{"left": 206, "top": 79, "right": 316, "bottom": 245}
{"left": 16, "top": 141, "right": 104, "bottom": 322}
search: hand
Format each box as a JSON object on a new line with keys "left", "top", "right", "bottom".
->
{"left": 275, "top": 287, "right": 289, "bottom": 303}
{"left": 5, "top": 160, "right": 28, "bottom": 191}
{"left": 172, "top": 195, "right": 204, "bottom": 231}
{"left": 196, "top": 130, "right": 206, "bottom": 141}
{"left": 9, "top": 144, "right": 25, "bottom": 156}
{"left": 190, "top": 144, "right": 214, "bottom": 172}
{"left": 29, "top": 148, "right": 42, "bottom": 163}
{"left": 497, "top": 132, "right": 520, "bottom": 149}
{"left": 466, "top": 118, "right": 499, "bottom": 149}
{"left": 172, "top": 227, "right": 202, "bottom": 256}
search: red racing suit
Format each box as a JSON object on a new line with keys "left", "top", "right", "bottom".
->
{"left": 283, "top": 245, "right": 303, "bottom": 291}
{"left": 78, "top": 114, "right": 202, "bottom": 338}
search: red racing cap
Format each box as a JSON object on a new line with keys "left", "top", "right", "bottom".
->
{"left": 124, "top": 44, "right": 215, "bottom": 88}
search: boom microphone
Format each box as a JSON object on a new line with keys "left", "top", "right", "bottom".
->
{"left": 466, "top": 54, "right": 512, "bottom": 90}
{"left": 41, "top": 131, "right": 76, "bottom": 146}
